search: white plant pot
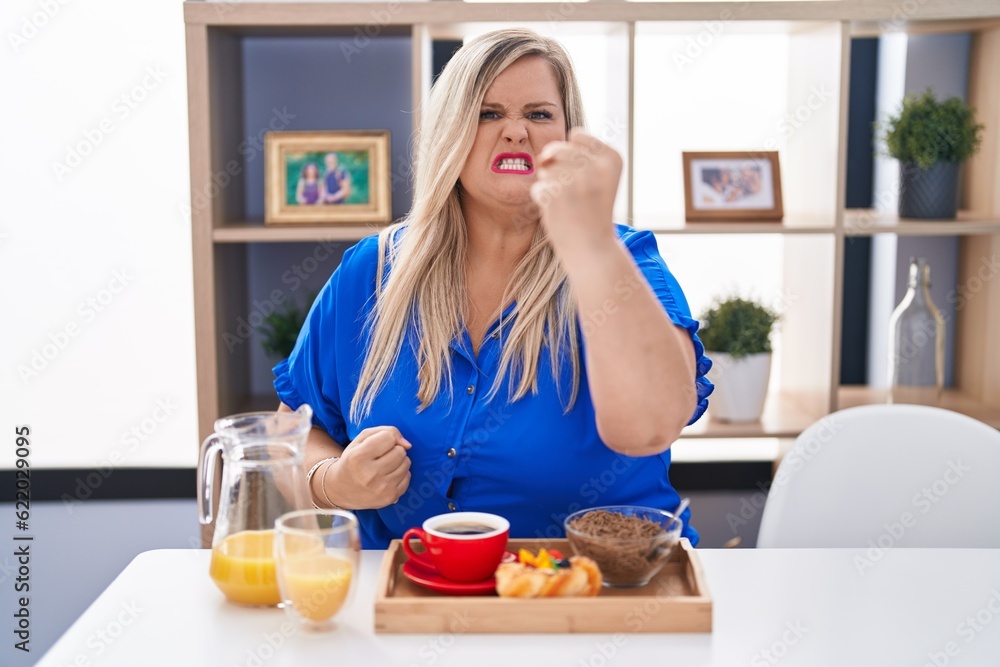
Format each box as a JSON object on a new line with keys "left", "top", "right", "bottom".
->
{"left": 705, "top": 352, "right": 772, "bottom": 423}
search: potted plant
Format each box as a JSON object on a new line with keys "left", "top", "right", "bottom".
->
{"left": 700, "top": 296, "right": 779, "bottom": 422}
{"left": 878, "top": 88, "right": 984, "bottom": 219}
{"left": 257, "top": 292, "right": 317, "bottom": 360}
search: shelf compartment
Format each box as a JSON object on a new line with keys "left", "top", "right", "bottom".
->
{"left": 837, "top": 386, "right": 1000, "bottom": 429}
{"left": 653, "top": 231, "right": 837, "bottom": 439}
{"left": 195, "top": 26, "right": 417, "bottom": 235}
{"left": 632, "top": 21, "right": 846, "bottom": 228}
{"left": 844, "top": 209, "right": 1000, "bottom": 236}
{"left": 243, "top": 243, "right": 353, "bottom": 398}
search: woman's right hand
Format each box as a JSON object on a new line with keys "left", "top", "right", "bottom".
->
{"left": 326, "top": 426, "right": 412, "bottom": 510}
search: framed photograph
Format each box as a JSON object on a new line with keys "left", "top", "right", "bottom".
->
{"left": 265, "top": 130, "right": 391, "bottom": 225}
{"left": 682, "top": 151, "right": 783, "bottom": 222}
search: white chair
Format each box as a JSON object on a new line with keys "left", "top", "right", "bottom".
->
{"left": 757, "top": 404, "right": 1000, "bottom": 548}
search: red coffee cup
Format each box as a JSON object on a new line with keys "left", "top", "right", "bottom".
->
{"left": 402, "top": 512, "right": 510, "bottom": 583}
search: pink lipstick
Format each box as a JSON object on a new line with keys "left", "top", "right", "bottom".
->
{"left": 491, "top": 152, "right": 534, "bottom": 175}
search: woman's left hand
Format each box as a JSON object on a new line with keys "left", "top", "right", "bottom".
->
{"left": 530, "top": 128, "right": 622, "bottom": 259}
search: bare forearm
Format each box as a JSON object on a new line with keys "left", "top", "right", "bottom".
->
{"left": 560, "top": 241, "right": 696, "bottom": 456}
{"left": 530, "top": 130, "right": 694, "bottom": 452}
{"left": 278, "top": 402, "right": 345, "bottom": 508}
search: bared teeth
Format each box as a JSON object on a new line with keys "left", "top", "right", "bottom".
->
{"left": 496, "top": 157, "right": 531, "bottom": 171}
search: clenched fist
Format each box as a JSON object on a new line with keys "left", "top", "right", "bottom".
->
{"left": 530, "top": 128, "right": 622, "bottom": 258}
{"left": 326, "top": 426, "right": 412, "bottom": 510}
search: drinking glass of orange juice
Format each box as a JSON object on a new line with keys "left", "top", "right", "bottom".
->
{"left": 274, "top": 509, "right": 360, "bottom": 631}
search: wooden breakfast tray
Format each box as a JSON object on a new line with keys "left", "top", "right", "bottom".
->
{"left": 374, "top": 538, "right": 712, "bottom": 633}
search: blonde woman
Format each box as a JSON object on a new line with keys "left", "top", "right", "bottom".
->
{"left": 274, "top": 28, "right": 713, "bottom": 548}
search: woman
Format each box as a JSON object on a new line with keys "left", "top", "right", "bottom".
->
{"left": 274, "top": 28, "right": 713, "bottom": 548}
{"left": 295, "top": 162, "right": 323, "bottom": 205}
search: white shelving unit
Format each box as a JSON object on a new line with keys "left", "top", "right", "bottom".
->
{"left": 184, "top": 1, "right": 1000, "bottom": 443}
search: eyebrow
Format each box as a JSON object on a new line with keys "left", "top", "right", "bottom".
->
{"left": 480, "top": 101, "right": 559, "bottom": 110}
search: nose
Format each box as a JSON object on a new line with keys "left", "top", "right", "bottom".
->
{"left": 501, "top": 117, "right": 529, "bottom": 145}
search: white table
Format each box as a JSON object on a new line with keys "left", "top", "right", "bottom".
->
{"left": 38, "top": 548, "right": 1000, "bottom": 666}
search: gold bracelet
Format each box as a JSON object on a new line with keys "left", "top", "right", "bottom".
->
{"left": 320, "top": 457, "right": 344, "bottom": 510}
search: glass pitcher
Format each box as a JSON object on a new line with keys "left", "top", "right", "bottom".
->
{"left": 198, "top": 405, "right": 314, "bottom": 606}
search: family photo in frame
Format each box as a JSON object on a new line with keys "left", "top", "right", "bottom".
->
{"left": 265, "top": 130, "right": 391, "bottom": 225}
{"left": 682, "top": 151, "right": 784, "bottom": 222}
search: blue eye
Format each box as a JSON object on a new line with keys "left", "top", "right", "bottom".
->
{"left": 528, "top": 111, "right": 553, "bottom": 120}
{"left": 479, "top": 110, "right": 500, "bottom": 120}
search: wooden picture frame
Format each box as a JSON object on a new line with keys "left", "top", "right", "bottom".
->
{"left": 265, "top": 130, "right": 391, "bottom": 225}
{"left": 682, "top": 151, "right": 783, "bottom": 222}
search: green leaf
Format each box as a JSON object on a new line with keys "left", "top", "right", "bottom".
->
{"left": 255, "top": 290, "right": 320, "bottom": 361}
{"left": 875, "top": 88, "right": 984, "bottom": 169}
{"left": 699, "top": 296, "right": 779, "bottom": 360}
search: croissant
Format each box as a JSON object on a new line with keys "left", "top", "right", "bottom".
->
{"left": 495, "top": 556, "right": 602, "bottom": 597}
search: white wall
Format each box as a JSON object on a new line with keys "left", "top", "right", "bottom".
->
{"left": 1, "top": 0, "right": 197, "bottom": 468}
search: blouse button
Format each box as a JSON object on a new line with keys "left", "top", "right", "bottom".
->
{"left": 447, "top": 448, "right": 457, "bottom": 458}
{"left": 448, "top": 501, "right": 457, "bottom": 511}
{"left": 466, "top": 385, "right": 474, "bottom": 395}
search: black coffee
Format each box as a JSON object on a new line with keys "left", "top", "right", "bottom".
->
{"left": 436, "top": 522, "right": 495, "bottom": 535}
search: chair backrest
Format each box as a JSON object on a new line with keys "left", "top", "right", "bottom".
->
{"left": 757, "top": 404, "right": 1000, "bottom": 548}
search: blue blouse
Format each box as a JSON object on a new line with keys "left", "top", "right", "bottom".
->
{"left": 273, "top": 224, "right": 714, "bottom": 548}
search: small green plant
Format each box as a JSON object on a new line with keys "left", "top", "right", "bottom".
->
{"left": 699, "top": 297, "right": 779, "bottom": 359}
{"left": 257, "top": 292, "right": 317, "bottom": 360}
{"left": 878, "top": 88, "right": 984, "bottom": 170}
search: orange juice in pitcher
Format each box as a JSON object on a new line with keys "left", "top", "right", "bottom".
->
{"left": 198, "top": 406, "right": 313, "bottom": 606}
{"left": 209, "top": 530, "right": 280, "bottom": 606}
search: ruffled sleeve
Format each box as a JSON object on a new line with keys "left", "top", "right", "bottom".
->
{"left": 272, "top": 266, "right": 349, "bottom": 445}
{"left": 621, "top": 227, "right": 714, "bottom": 425}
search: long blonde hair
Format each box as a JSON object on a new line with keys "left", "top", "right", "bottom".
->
{"left": 350, "top": 28, "right": 587, "bottom": 422}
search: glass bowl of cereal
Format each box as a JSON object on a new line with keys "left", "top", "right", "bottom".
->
{"left": 564, "top": 505, "right": 684, "bottom": 587}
